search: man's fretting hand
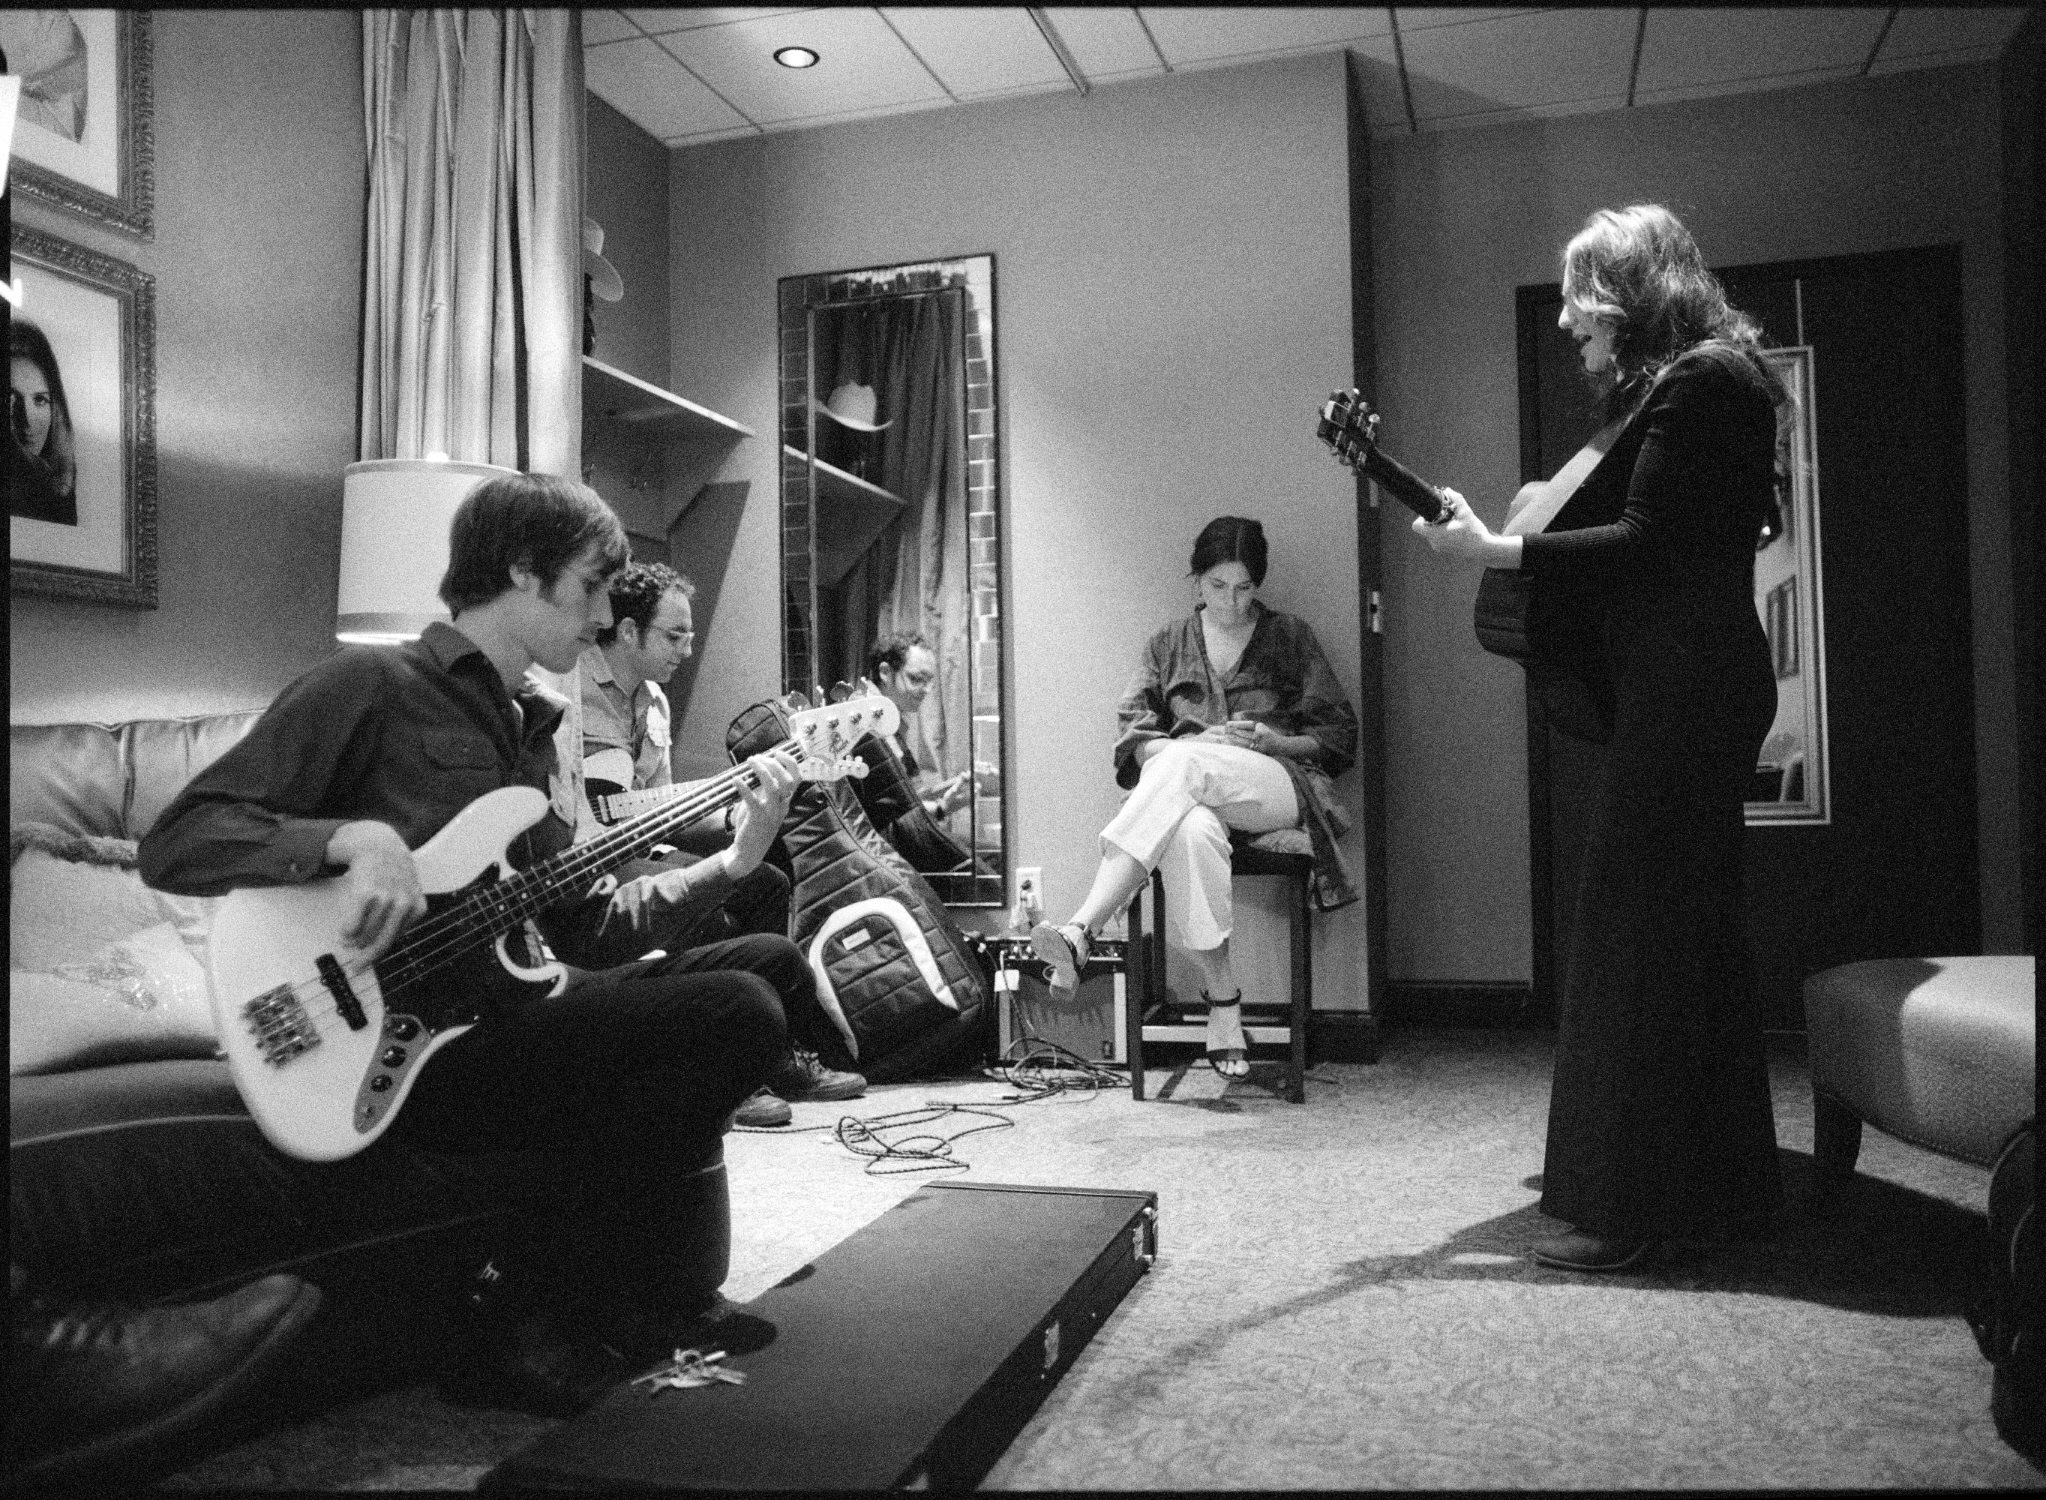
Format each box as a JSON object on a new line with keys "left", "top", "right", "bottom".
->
{"left": 726, "top": 749, "right": 802, "bottom": 876}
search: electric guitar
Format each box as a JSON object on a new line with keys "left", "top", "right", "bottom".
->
{"left": 1315, "top": 388, "right": 1453, "bottom": 523}
{"left": 206, "top": 694, "right": 898, "bottom": 1162}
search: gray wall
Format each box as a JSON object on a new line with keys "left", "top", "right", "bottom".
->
{"left": 9, "top": 10, "right": 363, "bottom": 725}
{"left": 585, "top": 93, "right": 670, "bottom": 390}
{"left": 665, "top": 54, "right": 1374, "bottom": 1003}
{"left": 1372, "top": 60, "right": 2023, "bottom": 972}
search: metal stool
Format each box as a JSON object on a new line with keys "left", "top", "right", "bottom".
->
{"left": 1124, "top": 840, "right": 1313, "bottom": 1103}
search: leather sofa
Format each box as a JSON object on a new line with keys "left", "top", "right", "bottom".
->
{"left": 8, "top": 710, "right": 731, "bottom": 1394}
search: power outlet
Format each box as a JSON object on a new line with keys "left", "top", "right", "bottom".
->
{"left": 1014, "top": 866, "right": 1043, "bottom": 912}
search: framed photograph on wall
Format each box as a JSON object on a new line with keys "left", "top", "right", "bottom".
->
{"left": 1746, "top": 345, "right": 1828, "bottom": 825}
{"left": 0, "top": 9, "right": 155, "bottom": 236}
{"left": 9, "top": 225, "right": 159, "bottom": 608}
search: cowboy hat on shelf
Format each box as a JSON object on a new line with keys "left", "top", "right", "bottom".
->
{"left": 815, "top": 380, "right": 893, "bottom": 432}
{"left": 583, "top": 216, "right": 623, "bottom": 303}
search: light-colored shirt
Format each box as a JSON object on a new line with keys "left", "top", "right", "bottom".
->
{"left": 577, "top": 644, "right": 672, "bottom": 792}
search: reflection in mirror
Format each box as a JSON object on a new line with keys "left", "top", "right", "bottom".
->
{"left": 778, "top": 256, "right": 1005, "bottom": 904}
{"left": 1747, "top": 346, "right": 1829, "bottom": 824}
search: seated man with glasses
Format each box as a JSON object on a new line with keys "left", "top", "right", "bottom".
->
{"left": 575, "top": 561, "right": 864, "bottom": 1127}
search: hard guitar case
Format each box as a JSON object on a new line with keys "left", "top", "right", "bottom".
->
{"left": 483, "top": 1181, "right": 1159, "bottom": 1491}
{"left": 728, "top": 696, "right": 987, "bottom": 1081}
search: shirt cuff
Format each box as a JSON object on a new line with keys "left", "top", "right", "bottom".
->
{"left": 284, "top": 819, "right": 351, "bottom": 882}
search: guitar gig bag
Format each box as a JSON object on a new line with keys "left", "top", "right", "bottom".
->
{"left": 728, "top": 698, "right": 987, "bottom": 1082}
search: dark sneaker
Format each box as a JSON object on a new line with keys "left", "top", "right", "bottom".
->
{"left": 765, "top": 1047, "right": 866, "bottom": 1102}
{"left": 732, "top": 1087, "right": 792, "bottom": 1128}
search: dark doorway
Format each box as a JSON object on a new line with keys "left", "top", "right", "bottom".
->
{"left": 1515, "top": 243, "right": 1980, "bottom": 1029}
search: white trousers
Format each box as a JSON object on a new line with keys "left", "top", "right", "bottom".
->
{"left": 1099, "top": 740, "right": 1299, "bottom": 952}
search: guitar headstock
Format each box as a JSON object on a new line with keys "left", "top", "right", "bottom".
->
{"left": 1316, "top": 388, "right": 1381, "bottom": 473}
{"left": 785, "top": 693, "right": 900, "bottom": 780}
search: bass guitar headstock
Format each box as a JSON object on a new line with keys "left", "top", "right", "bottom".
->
{"left": 785, "top": 692, "right": 899, "bottom": 780}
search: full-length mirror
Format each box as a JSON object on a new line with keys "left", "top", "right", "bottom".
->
{"left": 778, "top": 255, "right": 1005, "bottom": 905}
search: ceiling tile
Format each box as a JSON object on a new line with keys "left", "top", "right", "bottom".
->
{"left": 581, "top": 9, "right": 642, "bottom": 47}
{"left": 1394, "top": 8, "right": 1544, "bottom": 34}
{"left": 585, "top": 36, "right": 753, "bottom": 140}
{"left": 1140, "top": 6, "right": 1391, "bottom": 69}
{"left": 664, "top": 122, "right": 771, "bottom": 149}
{"left": 1636, "top": 8, "right": 1891, "bottom": 94}
{"left": 1404, "top": 8, "right": 1636, "bottom": 120}
{"left": 1633, "top": 65, "right": 1863, "bottom": 110}
{"left": 1879, "top": 6, "right": 2029, "bottom": 61}
{"left": 1865, "top": 46, "right": 2007, "bottom": 77}
{"left": 738, "top": 92, "right": 963, "bottom": 140}
{"left": 625, "top": 8, "right": 811, "bottom": 38}
{"left": 1041, "top": 7, "right": 1164, "bottom": 82}
{"left": 880, "top": 7, "right": 1069, "bottom": 98}
{"left": 660, "top": 8, "right": 949, "bottom": 123}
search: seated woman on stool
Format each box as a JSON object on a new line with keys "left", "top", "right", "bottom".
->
{"left": 1031, "top": 516, "right": 1358, "bottom": 1077}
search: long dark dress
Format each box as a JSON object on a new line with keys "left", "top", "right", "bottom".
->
{"left": 1520, "top": 343, "right": 1785, "bottom": 1239}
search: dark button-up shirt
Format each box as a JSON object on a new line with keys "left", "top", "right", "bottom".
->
{"left": 138, "top": 622, "right": 734, "bottom": 967}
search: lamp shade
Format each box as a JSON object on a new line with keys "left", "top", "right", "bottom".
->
{"left": 337, "top": 457, "right": 519, "bottom": 643}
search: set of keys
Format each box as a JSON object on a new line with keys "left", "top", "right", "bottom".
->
{"left": 631, "top": 1347, "right": 748, "bottom": 1395}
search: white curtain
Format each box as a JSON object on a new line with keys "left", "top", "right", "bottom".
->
{"left": 360, "top": 9, "right": 584, "bottom": 473}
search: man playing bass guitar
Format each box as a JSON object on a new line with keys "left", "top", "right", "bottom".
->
{"left": 139, "top": 472, "right": 818, "bottom": 1416}
{"left": 571, "top": 559, "right": 865, "bottom": 1126}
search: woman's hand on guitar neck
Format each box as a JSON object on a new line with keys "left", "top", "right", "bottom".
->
{"left": 726, "top": 749, "right": 802, "bottom": 878}
{"left": 326, "top": 820, "right": 428, "bottom": 958}
{"left": 1412, "top": 487, "right": 1525, "bottom": 569}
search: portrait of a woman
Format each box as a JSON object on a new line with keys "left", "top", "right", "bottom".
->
{"left": 10, "top": 320, "right": 80, "bottom": 527}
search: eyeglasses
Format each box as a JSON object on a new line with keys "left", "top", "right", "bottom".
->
{"left": 654, "top": 627, "right": 695, "bottom": 648}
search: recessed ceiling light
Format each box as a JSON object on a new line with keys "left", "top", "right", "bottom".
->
{"left": 774, "top": 46, "right": 819, "bottom": 69}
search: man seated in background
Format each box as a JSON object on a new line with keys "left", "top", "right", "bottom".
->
{"left": 852, "top": 633, "right": 978, "bottom": 873}
{"left": 576, "top": 560, "right": 864, "bottom": 1126}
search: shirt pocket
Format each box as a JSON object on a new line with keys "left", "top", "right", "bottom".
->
{"left": 414, "top": 728, "right": 504, "bottom": 804}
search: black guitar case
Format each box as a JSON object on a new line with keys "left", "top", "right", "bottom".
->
{"left": 728, "top": 697, "right": 987, "bottom": 1082}
{"left": 850, "top": 732, "right": 974, "bottom": 874}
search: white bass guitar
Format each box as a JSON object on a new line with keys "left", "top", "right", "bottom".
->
{"left": 207, "top": 694, "right": 897, "bottom": 1162}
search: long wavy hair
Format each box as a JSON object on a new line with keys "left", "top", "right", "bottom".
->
{"left": 10, "top": 320, "right": 77, "bottom": 501}
{"left": 1561, "top": 204, "right": 1787, "bottom": 419}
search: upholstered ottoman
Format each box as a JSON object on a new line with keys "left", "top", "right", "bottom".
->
{"left": 1804, "top": 955, "right": 2036, "bottom": 1183}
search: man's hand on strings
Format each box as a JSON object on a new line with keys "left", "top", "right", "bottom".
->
{"left": 326, "top": 820, "right": 426, "bottom": 958}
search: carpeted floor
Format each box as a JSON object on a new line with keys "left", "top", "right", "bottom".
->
{"left": 154, "top": 1027, "right": 2040, "bottom": 1491}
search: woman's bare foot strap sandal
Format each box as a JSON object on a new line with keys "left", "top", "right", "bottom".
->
{"left": 1030, "top": 922, "right": 1091, "bottom": 999}
{"left": 1202, "top": 990, "right": 1250, "bottom": 1079}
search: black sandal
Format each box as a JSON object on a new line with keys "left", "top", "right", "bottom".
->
{"left": 1202, "top": 991, "right": 1249, "bottom": 1079}
{"left": 1029, "top": 922, "right": 1090, "bottom": 999}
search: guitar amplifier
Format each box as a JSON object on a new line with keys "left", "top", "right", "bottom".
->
{"left": 484, "top": 1180, "right": 1159, "bottom": 1491}
{"left": 986, "top": 935, "right": 1127, "bottom": 1065}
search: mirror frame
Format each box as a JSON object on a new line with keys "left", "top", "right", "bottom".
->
{"left": 776, "top": 254, "right": 1007, "bottom": 905}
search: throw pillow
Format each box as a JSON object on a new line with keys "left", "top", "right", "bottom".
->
{"left": 10, "top": 820, "right": 220, "bottom": 977}
{"left": 9, "top": 828, "right": 162, "bottom": 973}
{"left": 11, "top": 922, "right": 221, "bottom": 1075}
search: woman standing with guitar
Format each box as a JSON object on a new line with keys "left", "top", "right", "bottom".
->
{"left": 1413, "top": 204, "right": 1790, "bottom": 1272}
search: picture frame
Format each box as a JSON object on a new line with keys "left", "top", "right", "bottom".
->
{"left": 0, "top": 9, "right": 155, "bottom": 237}
{"left": 9, "top": 224, "right": 159, "bottom": 608}
{"left": 1746, "top": 345, "right": 1829, "bottom": 825}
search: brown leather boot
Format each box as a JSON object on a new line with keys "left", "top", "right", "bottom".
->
{"left": 5, "top": 1268, "right": 322, "bottom": 1487}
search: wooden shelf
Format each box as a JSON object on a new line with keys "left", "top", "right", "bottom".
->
{"left": 582, "top": 356, "right": 753, "bottom": 443}
{"left": 582, "top": 358, "right": 753, "bottom": 537}
{"left": 784, "top": 444, "right": 908, "bottom": 588}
